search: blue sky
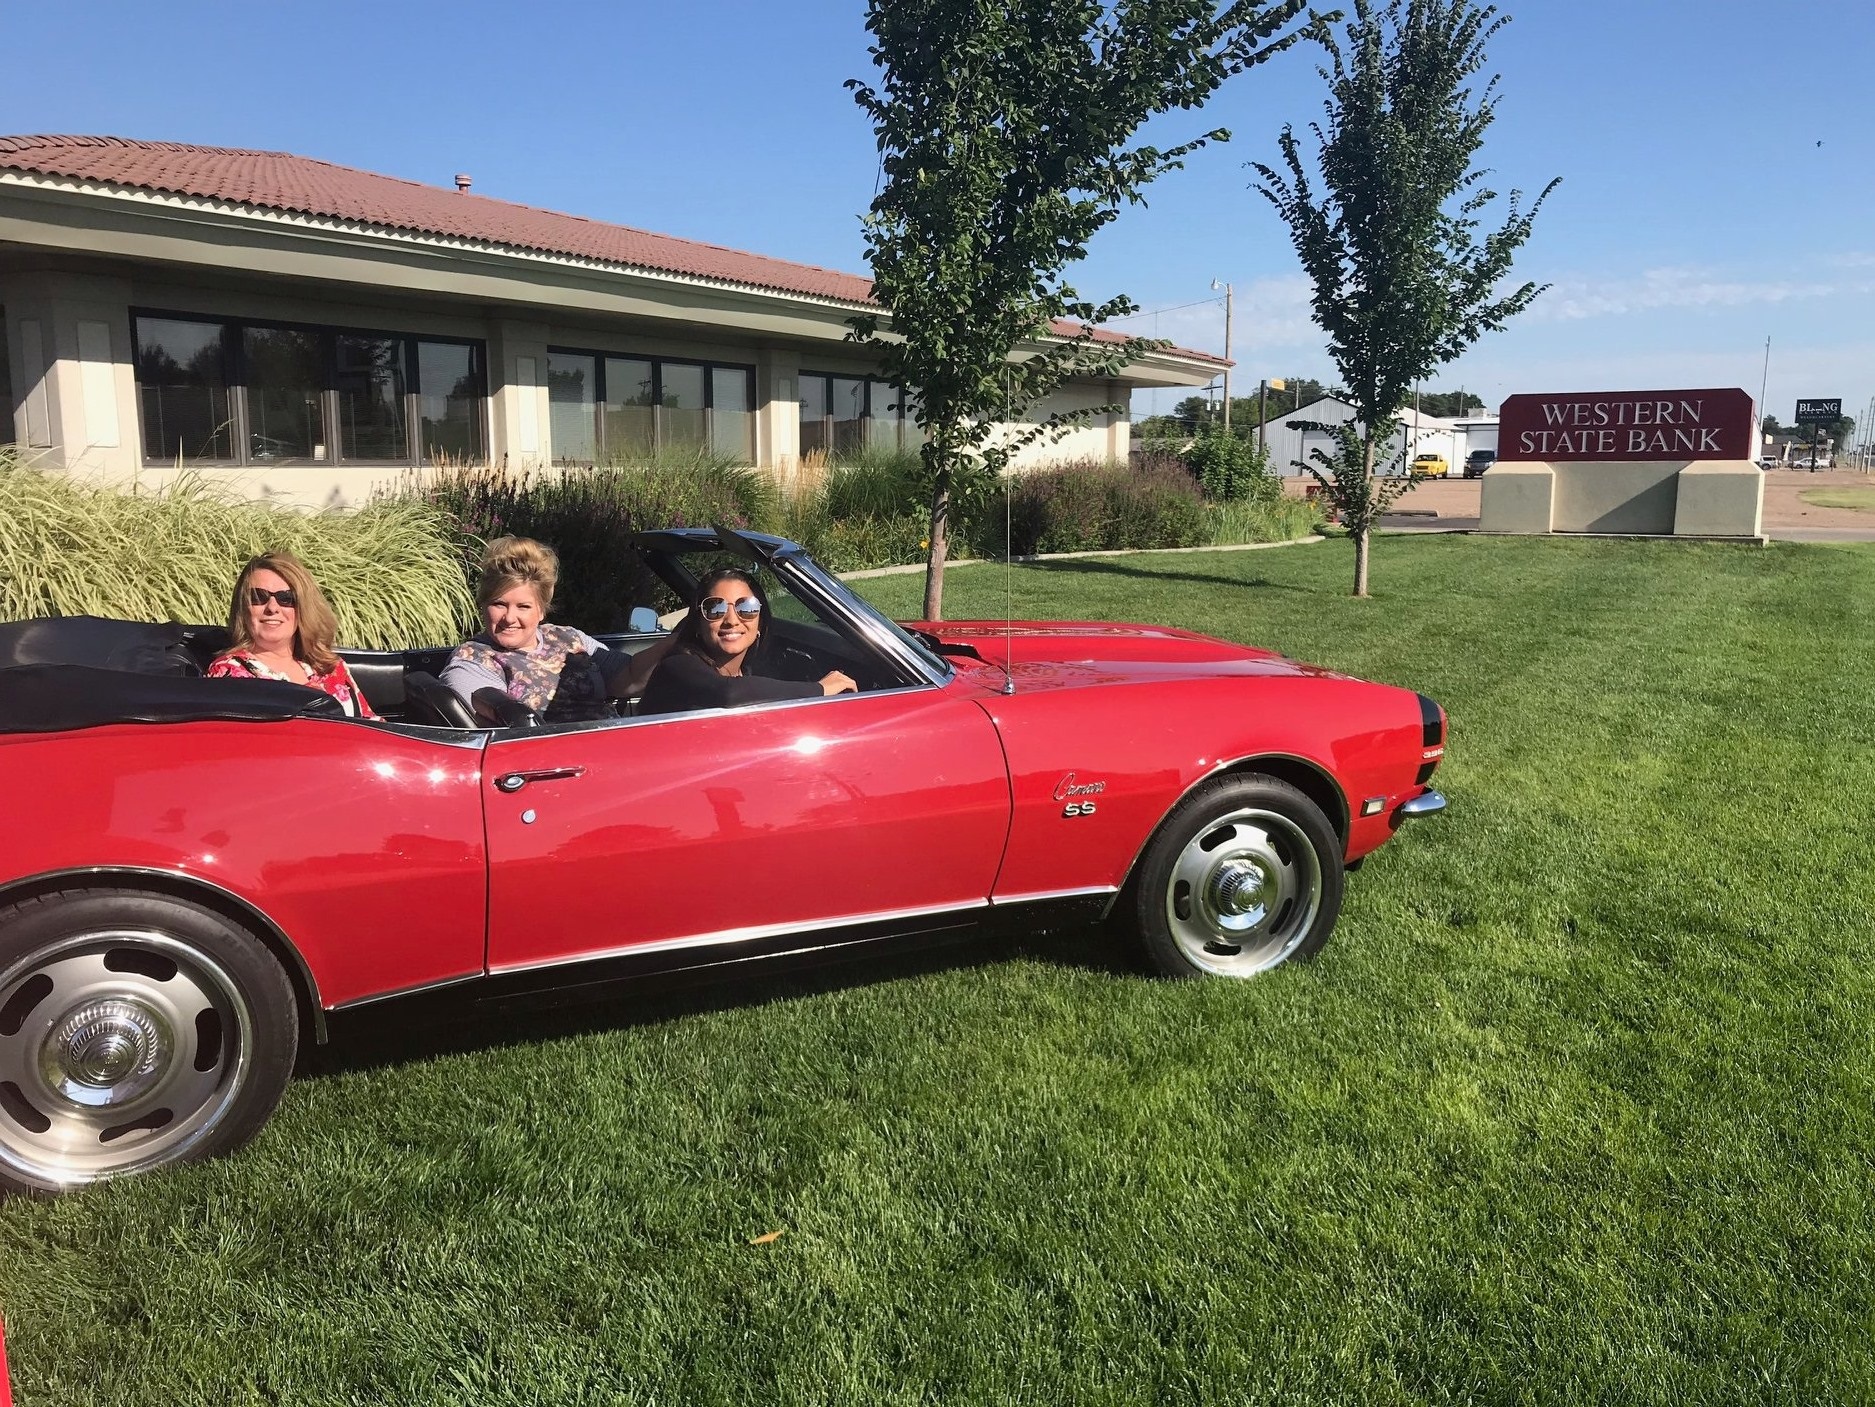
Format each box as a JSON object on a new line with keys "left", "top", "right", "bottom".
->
{"left": 5, "top": 0, "right": 1870, "bottom": 431}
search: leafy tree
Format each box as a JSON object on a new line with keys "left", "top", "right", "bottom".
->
{"left": 1253, "top": 0, "right": 1556, "bottom": 595}
{"left": 849, "top": 0, "right": 1316, "bottom": 619}
{"left": 1414, "top": 389, "right": 1486, "bottom": 418}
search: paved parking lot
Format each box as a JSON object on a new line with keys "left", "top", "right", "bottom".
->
{"left": 1283, "top": 469, "right": 1875, "bottom": 540}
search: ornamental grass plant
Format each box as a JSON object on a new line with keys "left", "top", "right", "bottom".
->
{"left": 0, "top": 451, "right": 473, "bottom": 649}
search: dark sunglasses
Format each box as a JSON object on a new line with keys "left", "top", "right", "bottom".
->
{"left": 700, "top": 595, "right": 761, "bottom": 622}
{"left": 247, "top": 586, "right": 298, "bottom": 609}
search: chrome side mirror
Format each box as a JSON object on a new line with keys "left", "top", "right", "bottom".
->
{"left": 627, "top": 606, "right": 661, "bottom": 634}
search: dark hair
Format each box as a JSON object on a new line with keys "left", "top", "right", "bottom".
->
{"left": 672, "top": 566, "right": 773, "bottom": 668}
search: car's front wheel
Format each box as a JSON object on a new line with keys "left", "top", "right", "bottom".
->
{"left": 1131, "top": 775, "right": 1345, "bottom": 979}
{"left": 0, "top": 888, "right": 298, "bottom": 1194}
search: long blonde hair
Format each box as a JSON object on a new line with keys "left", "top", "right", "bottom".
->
{"left": 226, "top": 550, "right": 340, "bottom": 672}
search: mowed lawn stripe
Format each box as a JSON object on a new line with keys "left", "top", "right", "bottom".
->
{"left": 3, "top": 536, "right": 1872, "bottom": 1405}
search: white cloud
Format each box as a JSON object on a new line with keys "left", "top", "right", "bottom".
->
{"left": 1531, "top": 263, "right": 1875, "bottom": 320}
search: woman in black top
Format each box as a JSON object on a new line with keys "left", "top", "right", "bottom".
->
{"left": 637, "top": 567, "right": 857, "bottom": 716}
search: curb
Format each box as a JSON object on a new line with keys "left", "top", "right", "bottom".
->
{"left": 839, "top": 535, "right": 1325, "bottom": 580}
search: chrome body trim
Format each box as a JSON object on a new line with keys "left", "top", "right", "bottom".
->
{"left": 486, "top": 899, "right": 992, "bottom": 977}
{"left": 1399, "top": 790, "right": 1447, "bottom": 818}
{"left": 328, "top": 970, "right": 484, "bottom": 1012}
{"left": 0, "top": 864, "right": 328, "bottom": 1042}
{"left": 991, "top": 885, "right": 1120, "bottom": 907}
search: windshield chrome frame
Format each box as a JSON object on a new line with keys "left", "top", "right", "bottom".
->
{"left": 769, "top": 546, "right": 954, "bottom": 689}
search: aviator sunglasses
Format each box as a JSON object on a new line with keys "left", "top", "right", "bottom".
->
{"left": 247, "top": 586, "right": 299, "bottom": 609}
{"left": 699, "top": 595, "right": 761, "bottom": 623}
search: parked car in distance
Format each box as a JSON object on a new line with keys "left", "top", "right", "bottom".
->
{"left": 0, "top": 527, "right": 1447, "bottom": 1192}
{"left": 1411, "top": 453, "right": 1449, "bottom": 478}
{"left": 1463, "top": 449, "right": 1497, "bottom": 478}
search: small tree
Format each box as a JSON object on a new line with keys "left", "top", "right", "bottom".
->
{"left": 849, "top": 0, "right": 1316, "bottom": 620}
{"left": 1254, "top": 0, "right": 1557, "bottom": 595}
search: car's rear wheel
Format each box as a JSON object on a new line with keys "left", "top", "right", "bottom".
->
{"left": 0, "top": 888, "right": 297, "bottom": 1194}
{"left": 1131, "top": 775, "right": 1345, "bottom": 979}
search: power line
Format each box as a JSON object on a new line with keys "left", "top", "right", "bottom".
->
{"left": 1104, "top": 295, "right": 1227, "bottom": 322}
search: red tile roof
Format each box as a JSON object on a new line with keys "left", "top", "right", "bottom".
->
{"left": 0, "top": 135, "right": 1225, "bottom": 366}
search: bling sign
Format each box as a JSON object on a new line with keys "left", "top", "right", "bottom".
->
{"left": 1499, "top": 388, "right": 1756, "bottom": 463}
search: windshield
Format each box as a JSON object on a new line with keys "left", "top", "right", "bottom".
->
{"left": 774, "top": 550, "right": 953, "bottom": 683}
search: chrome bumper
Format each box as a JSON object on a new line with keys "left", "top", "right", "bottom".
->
{"left": 1398, "top": 789, "right": 1446, "bottom": 819}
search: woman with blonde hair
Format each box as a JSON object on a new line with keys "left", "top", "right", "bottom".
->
{"left": 206, "top": 550, "right": 377, "bottom": 718}
{"left": 441, "top": 535, "right": 672, "bottom": 722}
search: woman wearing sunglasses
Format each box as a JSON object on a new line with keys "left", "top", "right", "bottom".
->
{"left": 205, "top": 551, "right": 377, "bottom": 718}
{"left": 636, "top": 567, "right": 856, "bottom": 717}
{"left": 442, "top": 535, "right": 675, "bottom": 723}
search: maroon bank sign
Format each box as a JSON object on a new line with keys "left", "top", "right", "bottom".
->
{"left": 1499, "top": 388, "right": 1755, "bottom": 462}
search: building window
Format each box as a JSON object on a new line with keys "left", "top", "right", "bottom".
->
{"left": 799, "top": 372, "right": 916, "bottom": 457}
{"left": 416, "top": 340, "right": 485, "bottom": 462}
{"left": 0, "top": 308, "right": 13, "bottom": 446}
{"left": 335, "top": 333, "right": 408, "bottom": 462}
{"left": 546, "top": 352, "right": 597, "bottom": 465}
{"left": 134, "top": 316, "right": 234, "bottom": 461}
{"left": 544, "top": 349, "right": 755, "bottom": 464}
{"left": 131, "top": 312, "right": 485, "bottom": 467}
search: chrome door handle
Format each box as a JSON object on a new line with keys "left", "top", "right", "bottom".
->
{"left": 493, "top": 766, "right": 586, "bottom": 793}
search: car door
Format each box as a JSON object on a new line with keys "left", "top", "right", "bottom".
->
{"left": 481, "top": 681, "right": 1009, "bottom": 975}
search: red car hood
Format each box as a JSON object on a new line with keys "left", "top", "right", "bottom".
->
{"left": 914, "top": 620, "right": 1346, "bottom": 690}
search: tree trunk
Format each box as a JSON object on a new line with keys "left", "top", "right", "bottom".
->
{"left": 922, "top": 482, "right": 950, "bottom": 622}
{"left": 1353, "top": 434, "right": 1375, "bottom": 598}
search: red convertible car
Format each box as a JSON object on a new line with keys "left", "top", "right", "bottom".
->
{"left": 0, "top": 529, "right": 1444, "bottom": 1193}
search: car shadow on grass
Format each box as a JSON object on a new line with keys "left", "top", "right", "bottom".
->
{"left": 299, "top": 920, "right": 1143, "bottom": 1081}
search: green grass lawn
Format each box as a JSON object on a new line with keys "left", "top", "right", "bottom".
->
{"left": 6, "top": 536, "right": 1874, "bottom": 1405}
{"left": 1799, "top": 487, "right": 1875, "bottom": 513}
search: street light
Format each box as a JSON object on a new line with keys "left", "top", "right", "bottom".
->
{"left": 1210, "top": 280, "right": 1233, "bottom": 432}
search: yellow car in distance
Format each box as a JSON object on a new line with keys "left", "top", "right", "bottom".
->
{"left": 1411, "top": 452, "right": 1450, "bottom": 478}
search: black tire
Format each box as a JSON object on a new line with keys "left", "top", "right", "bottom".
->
{"left": 1130, "top": 774, "right": 1345, "bottom": 979}
{"left": 0, "top": 887, "right": 298, "bottom": 1194}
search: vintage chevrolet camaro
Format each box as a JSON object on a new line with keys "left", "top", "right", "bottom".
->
{"left": 0, "top": 528, "right": 1445, "bottom": 1192}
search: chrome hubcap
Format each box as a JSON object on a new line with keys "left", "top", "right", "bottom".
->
{"left": 40, "top": 998, "right": 172, "bottom": 1107}
{"left": 1166, "top": 807, "right": 1324, "bottom": 977}
{"left": 0, "top": 929, "right": 251, "bottom": 1189}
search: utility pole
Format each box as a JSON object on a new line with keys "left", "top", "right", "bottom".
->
{"left": 1211, "top": 280, "right": 1233, "bottom": 433}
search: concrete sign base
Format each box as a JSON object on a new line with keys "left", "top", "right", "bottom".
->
{"left": 1480, "top": 459, "right": 1764, "bottom": 540}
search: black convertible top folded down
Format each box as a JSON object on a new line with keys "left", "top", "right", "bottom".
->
{"left": 0, "top": 664, "right": 346, "bottom": 734}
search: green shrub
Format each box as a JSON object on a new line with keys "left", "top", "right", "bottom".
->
{"left": 986, "top": 459, "right": 1211, "bottom": 557}
{"left": 411, "top": 455, "right": 775, "bottom": 631}
{"left": 0, "top": 453, "right": 473, "bottom": 648}
{"left": 1183, "top": 431, "right": 1281, "bottom": 504}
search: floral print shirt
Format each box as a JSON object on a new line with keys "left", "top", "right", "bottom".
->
{"left": 440, "top": 623, "right": 611, "bottom": 714}
{"left": 206, "top": 649, "right": 378, "bottom": 719}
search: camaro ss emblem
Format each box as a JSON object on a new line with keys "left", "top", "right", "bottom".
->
{"left": 1055, "top": 771, "right": 1106, "bottom": 817}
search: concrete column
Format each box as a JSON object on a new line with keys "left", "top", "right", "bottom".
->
{"left": 1479, "top": 462, "right": 1556, "bottom": 534}
{"left": 1107, "top": 380, "right": 1129, "bottom": 463}
{"left": 487, "top": 319, "right": 551, "bottom": 471}
{"left": 1, "top": 272, "right": 138, "bottom": 481}
{"left": 755, "top": 346, "right": 800, "bottom": 479}
{"left": 1673, "top": 461, "right": 1765, "bottom": 538}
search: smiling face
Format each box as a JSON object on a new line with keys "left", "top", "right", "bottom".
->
{"left": 484, "top": 583, "right": 545, "bottom": 652}
{"left": 244, "top": 567, "right": 299, "bottom": 657}
{"left": 700, "top": 576, "right": 762, "bottom": 665}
